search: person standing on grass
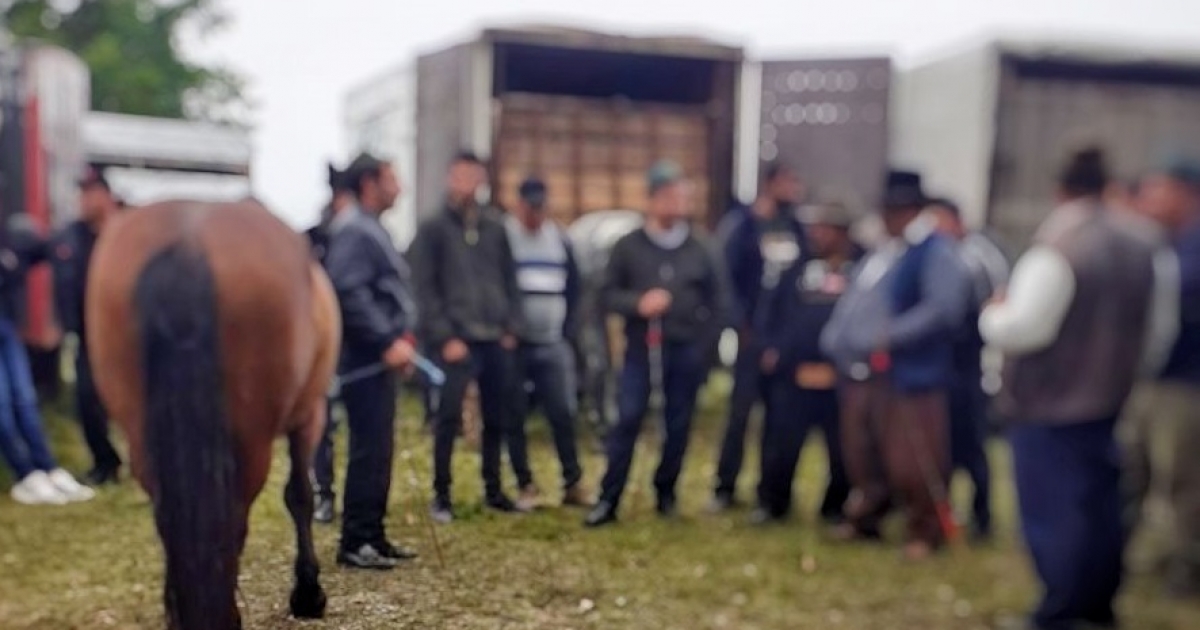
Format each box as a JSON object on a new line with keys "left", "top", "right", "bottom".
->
{"left": 981, "top": 147, "right": 1178, "bottom": 630}
{"left": 585, "top": 160, "right": 725, "bottom": 528}
{"left": 307, "top": 162, "right": 356, "bottom": 525}
{"left": 52, "top": 165, "right": 124, "bottom": 487}
{"left": 820, "top": 170, "right": 970, "bottom": 561}
{"left": 501, "top": 177, "right": 590, "bottom": 511}
{"left": 324, "top": 152, "right": 420, "bottom": 570}
{"left": 0, "top": 213, "right": 93, "bottom": 505}
{"left": 409, "top": 151, "right": 524, "bottom": 524}
{"left": 708, "top": 162, "right": 807, "bottom": 514}
{"left": 753, "top": 201, "right": 860, "bottom": 526}
{"left": 1120, "top": 155, "right": 1200, "bottom": 600}
{"left": 927, "top": 197, "right": 1010, "bottom": 542}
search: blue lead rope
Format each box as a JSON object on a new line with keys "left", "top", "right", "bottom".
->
{"left": 327, "top": 353, "right": 446, "bottom": 398}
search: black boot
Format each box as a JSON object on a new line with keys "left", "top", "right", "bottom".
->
{"left": 584, "top": 501, "right": 618, "bottom": 528}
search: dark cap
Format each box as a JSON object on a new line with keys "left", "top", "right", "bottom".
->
{"left": 647, "top": 160, "right": 684, "bottom": 196}
{"left": 881, "top": 169, "right": 927, "bottom": 210}
{"left": 801, "top": 201, "right": 855, "bottom": 229}
{"left": 518, "top": 177, "right": 548, "bottom": 209}
{"left": 77, "top": 164, "right": 110, "bottom": 191}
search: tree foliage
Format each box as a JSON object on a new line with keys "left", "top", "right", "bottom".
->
{"left": 2, "top": 0, "right": 249, "bottom": 126}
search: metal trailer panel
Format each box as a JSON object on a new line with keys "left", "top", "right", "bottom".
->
{"left": 891, "top": 45, "right": 1001, "bottom": 231}
{"left": 344, "top": 65, "right": 419, "bottom": 248}
{"left": 481, "top": 25, "right": 743, "bottom": 62}
{"left": 759, "top": 57, "right": 892, "bottom": 217}
{"left": 414, "top": 42, "right": 476, "bottom": 222}
{"left": 83, "top": 111, "right": 251, "bottom": 175}
{"left": 989, "top": 57, "right": 1200, "bottom": 249}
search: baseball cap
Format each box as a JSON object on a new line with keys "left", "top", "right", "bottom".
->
{"left": 518, "top": 177, "right": 548, "bottom": 209}
{"left": 647, "top": 160, "right": 684, "bottom": 196}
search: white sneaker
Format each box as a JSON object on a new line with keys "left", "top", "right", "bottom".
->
{"left": 10, "top": 471, "right": 69, "bottom": 505}
{"left": 47, "top": 469, "right": 96, "bottom": 503}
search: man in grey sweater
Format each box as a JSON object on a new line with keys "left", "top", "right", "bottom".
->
{"left": 981, "top": 148, "right": 1178, "bottom": 630}
{"left": 502, "top": 177, "right": 589, "bottom": 509}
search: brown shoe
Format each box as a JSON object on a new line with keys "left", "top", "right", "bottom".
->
{"left": 516, "top": 484, "right": 541, "bottom": 512}
{"left": 562, "top": 483, "right": 592, "bottom": 508}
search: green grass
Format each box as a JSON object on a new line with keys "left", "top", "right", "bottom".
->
{"left": 0, "top": 379, "right": 1197, "bottom": 629}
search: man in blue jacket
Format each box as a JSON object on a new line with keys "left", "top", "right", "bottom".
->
{"left": 821, "top": 170, "right": 970, "bottom": 560}
{"left": 709, "top": 162, "right": 807, "bottom": 513}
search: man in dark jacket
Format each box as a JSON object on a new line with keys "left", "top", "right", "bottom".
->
{"left": 928, "top": 197, "right": 1010, "bottom": 541}
{"left": 52, "top": 165, "right": 123, "bottom": 486}
{"left": 324, "top": 152, "right": 419, "bottom": 570}
{"left": 754, "top": 201, "right": 861, "bottom": 525}
{"left": 409, "top": 151, "right": 523, "bottom": 523}
{"left": 709, "top": 162, "right": 807, "bottom": 513}
{"left": 585, "top": 160, "right": 725, "bottom": 528}
{"left": 307, "top": 162, "right": 355, "bottom": 524}
{"left": 821, "top": 170, "right": 970, "bottom": 560}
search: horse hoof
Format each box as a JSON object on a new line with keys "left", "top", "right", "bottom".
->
{"left": 290, "top": 583, "right": 327, "bottom": 619}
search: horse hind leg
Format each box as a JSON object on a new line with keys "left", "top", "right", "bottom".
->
{"left": 285, "top": 416, "right": 327, "bottom": 619}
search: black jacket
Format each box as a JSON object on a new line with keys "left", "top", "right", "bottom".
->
{"left": 0, "top": 217, "right": 53, "bottom": 325}
{"left": 604, "top": 228, "right": 725, "bottom": 350}
{"left": 408, "top": 203, "right": 522, "bottom": 348}
{"left": 762, "top": 246, "right": 864, "bottom": 372}
{"left": 48, "top": 220, "right": 97, "bottom": 341}
{"left": 325, "top": 208, "right": 417, "bottom": 369}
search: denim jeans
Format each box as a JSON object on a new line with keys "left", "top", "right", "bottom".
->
{"left": 0, "top": 319, "right": 57, "bottom": 479}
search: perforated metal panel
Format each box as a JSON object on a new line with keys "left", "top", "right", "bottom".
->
{"left": 758, "top": 58, "right": 890, "bottom": 215}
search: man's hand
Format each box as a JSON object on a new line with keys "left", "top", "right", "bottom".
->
{"left": 383, "top": 338, "right": 416, "bottom": 369}
{"left": 637, "top": 289, "right": 673, "bottom": 319}
{"left": 500, "top": 334, "right": 518, "bottom": 351}
{"left": 443, "top": 338, "right": 470, "bottom": 364}
{"left": 760, "top": 348, "right": 780, "bottom": 374}
{"left": 985, "top": 287, "right": 1008, "bottom": 309}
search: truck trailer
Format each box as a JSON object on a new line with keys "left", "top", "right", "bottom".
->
{"left": 344, "top": 25, "right": 892, "bottom": 241}
{"left": 892, "top": 34, "right": 1200, "bottom": 251}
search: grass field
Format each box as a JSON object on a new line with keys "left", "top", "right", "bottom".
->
{"left": 0, "top": 379, "right": 1197, "bottom": 630}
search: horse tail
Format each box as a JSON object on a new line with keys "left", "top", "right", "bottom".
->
{"left": 135, "top": 241, "right": 242, "bottom": 630}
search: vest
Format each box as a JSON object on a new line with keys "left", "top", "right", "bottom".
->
{"left": 1001, "top": 202, "right": 1156, "bottom": 424}
{"left": 889, "top": 233, "right": 956, "bottom": 391}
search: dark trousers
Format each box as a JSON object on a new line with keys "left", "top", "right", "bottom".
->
{"left": 757, "top": 379, "right": 849, "bottom": 520}
{"left": 339, "top": 371, "right": 397, "bottom": 551}
{"left": 505, "top": 341, "right": 583, "bottom": 490}
{"left": 599, "top": 343, "right": 705, "bottom": 509}
{"left": 714, "top": 335, "right": 769, "bottom": 498}
{"left": 841, "top": 380, "right": 950, "bottom": 545}
{"left": 1011, "top": 417, "right": 1123, "bottom": 630}
{"left": 434, "top": 342, "right": 511, "bottom": 500}
{"left": 75, "top": 348, "right": 121, "bottom": 473}
{"left": 313, "top": 398, "right": 337, "bottom": 500}
{"left": 949, "top": 374, "right": 992, "bottom": 533}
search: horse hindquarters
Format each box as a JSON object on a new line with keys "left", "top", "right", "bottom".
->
{"left": 136, "top": 242, "right": 244, "bottom": 630}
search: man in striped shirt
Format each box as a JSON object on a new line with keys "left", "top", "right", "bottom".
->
{"left": 503, "top": 178, "right": 589, "bottom": 509}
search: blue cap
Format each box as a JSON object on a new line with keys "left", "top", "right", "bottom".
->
{"left": 647, "top": 160, "right": 684, "bottom": 196}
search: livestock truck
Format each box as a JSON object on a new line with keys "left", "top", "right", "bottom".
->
{"left": 892, "top": 34, "right": 1200, "bottom": 252}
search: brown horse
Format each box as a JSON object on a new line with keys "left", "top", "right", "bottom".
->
{"left": 85, "top": 199, "right": 341, "bottom": 630}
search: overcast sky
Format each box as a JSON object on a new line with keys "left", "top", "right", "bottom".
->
{"left": 184, "top": 0, "right": 1200, "bottom": 228}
